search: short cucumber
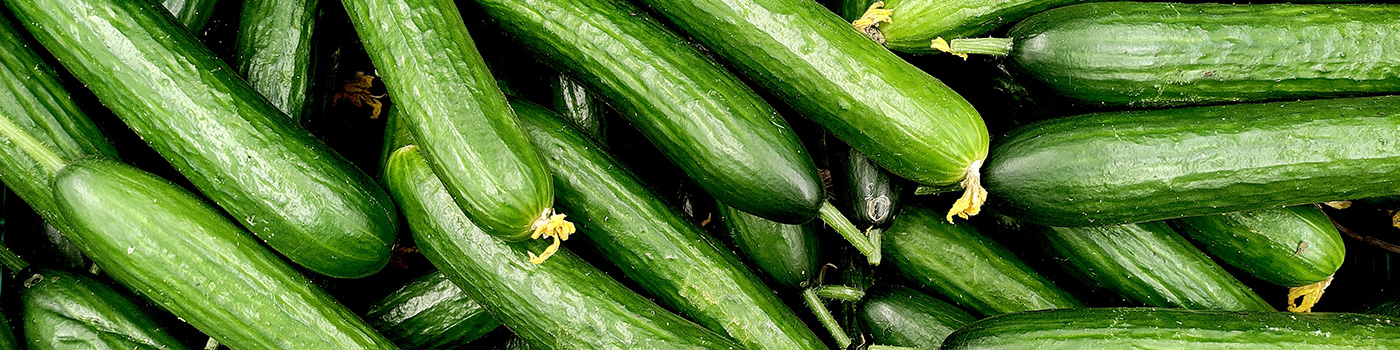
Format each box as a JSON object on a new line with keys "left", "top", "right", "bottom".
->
{"left": 1035, "top": 222, "right": 1274, "bottom": 311}
{"left": 883, "top": 205, "right": 1081, "bottom": 316}
{"left": 236, "top": 0, "right": 319, "bottom": 121}
{"left": 985, "top": 96, "right": 1400, "bottom": 227}
{"left": 1172, "top": 206, "right": 1345, "bottom": 288}
{"left": 384, "top": 145, "right": 741, "bottom": 350}
{"left": 830, "top": 141, "right": 905, "bottom": 230}
{"left": 715, "top": 203, "right": 821, "bottom": 290}
{"left": 10, "top": 0, "right": 400, "bottom": 278}
{"left": 365, "top": 271, "right": 500, "bottom": 350}
{"left": 473, "top": 0, "right": 824, "bottom": 223}
{"left": 162, "top": 0, "right": 220, "bottom": 33}
{"left": 942, "top": 308, "right": 1400, "bottom": 349}
{"left": 514, "top": 98, "right": 824, "bottom": 350}
{"left": 859, "top": 285, "right": 976, "bottom": 349}
{"left": 53, "top": 159, "right": 396, "bottom": 349}
{"left": 22, "top": 269, "right": 190, "bottom": 350}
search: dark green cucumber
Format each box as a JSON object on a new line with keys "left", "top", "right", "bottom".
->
{"left": 1036, "top": 222, "right": 1273, "bottom": 311}
{"left": 22, "top": 269, "right": 189, "bottom": 350}
{"left": 838, "top": 0, "right": 1087, "bottom": 54}
{"left": 859, "top": 285, "right": 976, "bottom": 349}
{"left": 10, "top": 0, "right": 399, "bottom": 278}
{"left": 715, "top": 203, "right": 820, "bottom": 290}
{"left": 53, "top": 159, "right": 396, "bottom": 349}
{"left": 162, "top": 0, "right": 220, "bottom": 33}
{"left": 475, "top": 0, "right": 823, "bottom": 224}
{"left": 830, "top": 141, "right": 905, "bottom": 230}
{"left": 986, "top": 96, "right": 1400, "bottom": 227}
{"left": 550, "top": 75, "right": 606, "bottom": 142}
{"left": 1172, "top": 206, "right": 1345, "bottom": 288}
{"left": 999, "top": 2, "right": 1400, "bottom": 107}
{"left": 514, "top": 99, "right": 824, "bottom": 350}
{"left": 884, "top": 206, "right": 1081, "bottom": 316}
{"left": 0, "top": 309, "right": 15, "bottom": 350}
{"left": 942, "top": 308, "right": 1400, "bottom": 349}
{"left": 236, "top": 0, "right": 319, "bottom": 121}
{"left": 384, "top": 145, "right": 741, "bottom": 350}
{"left": 343, "top": 0, "right": 553, "bottom": 241}
{"left": 365, "top": 271, "right": 500, "bottom": 350}
{"left": 633, "top": 0, "right": 990, "bottom": 218}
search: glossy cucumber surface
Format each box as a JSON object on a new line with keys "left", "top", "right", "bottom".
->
{"left": 840, "top": 0, "right": 1090, "bottom": 54}
{"left": 859, "top": 285, "right": 976, "bottom": 349}
{"left": 365, "top": 271, "right": 500, "bottom": 350}
{"left": 1172, "top": 206, "right": 1345, "bottom": 287}
{"left": 22, "top": 269, "right": 190, "bottom": 350}
{"left": 236, "top": 0, "right": 319, "bottom": 120}
{"left": 716, "top": 203, "right": 821, "bottom": 290}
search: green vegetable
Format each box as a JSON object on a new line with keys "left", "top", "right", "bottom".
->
{"left": 236, "top": 0, "right": 319, "bottom": 121}
{"left": 830, "top": 141, "right": 905, "bottom": 230}
{"left": 715, "top": 203, "right": 821, "bottom": 289}
{"left": 550, "top": 75, "right": 606, "bottom": 142}
{"left": 838, "top": 0, "right": 1084, "bottom": 54}
{"left": 162, "top": 0, "right": 220, "bottom": 33}
{"left": 859, "top": 285, "right": 976, "bottom": 349}
{"left": 1173, "top": 206, "right": 1344, "bottom": 288}
{"left": 365, "top": 271, "right": 500, "bottom": 350}
{"left": 22, "top": 269, "right": 190, "bottom": 350}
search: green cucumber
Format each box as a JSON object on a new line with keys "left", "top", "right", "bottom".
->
{"left": 365, "top": 271, "right": 500, "bottom": 350}
{"left": 236, "top": 0, "right": 319, "bottom": 121}
{"left": 884, "top": 206, "right": 1081, "bottom": 316}
{"left": 0, "top": 309, "right": 14, "bottom": 350}
{"left": 942, "top": 308, "right": 1400, "bottom": 349}
{"left": 1035, "top": 222, "right": 1274, "bottom": 311}
{"left": 838, "top": 0, "right": 1085, "bottom": 54}
{"left": 474, "top": 0, "right": 823, "bottom": 224}
{"left": 715, "top": 203, "right": 821, "bottom": 290}
{"left": 53, "top": 159, "right": 396, "bottom": 349}
{"left": 10, "top": 0, "right": 399, "bottom": 278}
{"left": 343, "top": 0, "right": 556, "bottom": 242}
{"left": 859, "top": 285, "right": 976, "bottom": 349}
{"left": 550, "top": 75, "right": 606, "bottom": 142}
{"left": 830, "top": 141, "right": 905, "bottom": 230}
{"left": 384, "top": 145, "right": 741, "bottom": 350}
{"left": 985, "top": 95, "right": 1400, "bottom": 227}
{"left": 633, "top": 0, "right": 990, "bottom": 220}
{"left": 514, "top": 99, "right": 825, "bottom": 350}
{"left": 1172, "top": 206, "right": 1345, "bottom": 288}
{"left": 22, "top": 269, "right": 190, "bottom": 350}
{"left": 162, "top": 0, "right": 220, "bottom": 33}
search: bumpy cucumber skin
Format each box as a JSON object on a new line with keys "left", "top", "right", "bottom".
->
{"left": 986, "top": 96, "right": 1400, "bottom": 227}
{"left": 942, "top": 308, "right": 1400, "bottom": 349}
{"left": 53, "top": 159, "right": 397, "bottom": 349}
{"left": 384, "top": 146, "right": 741, "bottom": 350}
{"left": 830, "top": 142, "right": 904, "bottom": 230}
{"left": 22, "top": 269, "right": 190, "bottom": 350}
{"left": 366, "top": 271, "right": 500, "bottom": 350}
{"left": 1038, "top": 222, "right": 1273, "bottom": 312}
{"left": 343, "top": 0, "right": 552, "bottom": 241}
{"left": 476, "top": 0, "right": 823, "bottom": 223}
{"left": 550, "top": 75, "right": 606, "bottom": 141}
{"left": 236, "top": 0, "right": 318, "bottom": 121}
{"left": 635, "top": 0, "right": 988, "bottom": 188}
{"left": 1172, "top": 206, "right": 1345, "bottom": 287}
{"left": 514, "top": 99, "right": 825, "bottom": 350}
{"left": 884, "top": 206, "right": 1081, "bottom": 317}
{"left": 161, "top": 0, "right": 219, "bottom": 33}
{"left": 716, "top": 203, "right": 821, "bottom": 290}
{"left": 1009, "top": 2, "right": 1400, "bottom": 107}
{"left": 859, "top": 285, "right": 976, "bottom": 349}
{"left": 9, "top": 0, "right": 399, "bottom": 278}
{"left": 850, "top": 0, "right": 1090, "bottom": 54}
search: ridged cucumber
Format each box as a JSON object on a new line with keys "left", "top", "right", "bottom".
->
{"left": 715, "top": 203, "right": 821, "bottom": 290}
{"left": 1172, "top": 206, "right": 1345, "bottom": 288}
{"left": 549, "top": 75, "right": 606, "bottom": 142}
{"left": 859, "top": 285, "right": 976, "bottom": 349}
{"left": 22, "top": 269, "right": 189, "bottom": 350}
{"left": 365, "top": 271, "right": 500, "bottom": 350}
{"left": 236, "top": 0, "right": 319, "bottom": 121}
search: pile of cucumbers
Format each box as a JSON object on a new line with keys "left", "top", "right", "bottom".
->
{"left": 0, "top": 0, "right": 1396, "bottom": 348}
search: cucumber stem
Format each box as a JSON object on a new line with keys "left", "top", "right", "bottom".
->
{"left": 932, "top": 37, "right": 1013, "bottom": 59}
{"left": 867, "top": 227, "right": 882, "bottom": 265}
{"left": 803, "top": 287, "right": 850, "bottom": 348}
{"left": 0, "top": 113, "right": 65, "bottom": 174}
{"left": 0, "top": 244, "right": 28, "bottom": 275}
{"left": 813, "top": 285, "right": 865, "bottom": 302}
{"left": 819, "top": 201, "right": 880, "bottom": 265}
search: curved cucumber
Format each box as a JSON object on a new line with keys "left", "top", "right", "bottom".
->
{"left": 366, "top": 271, "right": 500, "bottom": 350}
{"left": 1037, "top": 222, "right": 1273, "bottom": 311}
{"left": 883, "top": 206, "right": 1081, "bottom": 316}
{"left": 859, "top": 285, "right": 976, "bottom": 349}
{"left": 384, "top": 145, "right": 741, "bottom": 350}
{"left": 53, "top": 159, "right": 396, "bottom": 349}
{"left": 1172, "top": 206, "right": 1344, "bottom": 287}
{"left": 22, "top": 269, "right": 189, "bottom": 350}
{"left": 986, "top": 96, "right": 1400, "bottom": 227}
{"left": 236, "top": 0, "right": 319, "bottom": 121}
{"left": 343, "top": 0, "right": 554, "bottom": 241}
{"left": 715, "top": 203, "right": 821, "bottom": 290}
{"left": 10, "top": 0, "right": 399, "bottom": 278}
{"left": 514, "top": 99, "right": 825, "bottom": 350}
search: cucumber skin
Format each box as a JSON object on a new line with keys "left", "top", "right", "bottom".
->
{"left": 859, "top": 285, "right": 976, "bottom": 349}
{"left": 1008, "top": 2, "right": 1400, "bottom": 107}
{"left": 236, "top": 0, "right": 318, "bottom": 121}
{"left": 849, "top": 0, "right": 1088, "bottom": 54}
{"left": 985, "top": 95, "right": 1400, "bottom": 227}
{"left": 942, "top": 308, "right": 1400, "bottom": 349}
{"left": 884, "top": 206, "right": 1082, "bottom": 317}
{"left": 1038, "top": 222, "right": 1273, "bottom": 312}
{"left": 384, "top": 146, "right": 742, "bottom": 350}
{"left": 0, "top": 310, "right": 15, "bottom": 350}
{"left": 161, "top": 0, "right": 219, "bottom": 33}
{"left": 514, "top": 99, "right": 825, "bottom": 350}
{"left": 52, "top": 159, "right": 397, "bottom": 349}
{"left": 830, "top": 142, "right": 904, "bottom": 230}
{"left": 22, "top": 269, "right": 190, "bottom": 350}
{"left": 635, "top": 0, "right": 988, "bottom": 187}
{"left": 475, "top": 0, "right": 823, "bottom": 224}
{"left": 715, "top": 203, "right": 820, "bottom": 290}
{"left": 549, "top": 75, "right": 606, "bottom": 142}
{"left": 9, "top": 0, "right": 399, "bottom": 278}
{"left": 1172, "top": 206, "right": 1345, "bottom": 287}
{"left": 365, "top": 271, "right": 500, "bottom": 350}
{"left": 343, "top": 0, "right": 552, "bottom": 240}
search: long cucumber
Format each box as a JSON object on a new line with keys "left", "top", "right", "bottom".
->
{"left": 22, "top": 269, "right": 190, "bottom": 350}
{"left": 236, "top": 0, "right": 320, "bottom": 121}
{"left": 365, "top": 271, "right": 500, "bottom": 349}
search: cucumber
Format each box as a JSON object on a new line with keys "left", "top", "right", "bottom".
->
{"left": 715, "top": 203, "right": 821, "bottom": 290}
{"left": 830, "top": 141, "right": 905, "bottom": 230}
{"left": 883, "top": 205, "right": 1081, "bottom": 316}
{"left": 9, "top": 0, "right": 399, "bottom": 278}
{"left": 985, "top": 95, "right": 1400, "bottom": 227}
{"left": 1035, "top": 222, "right": 1274, "bottom": 311}
{"left": 633, "top": 0, "right": 990, "bottom": 220}
{"left": 0, "top": 309, "right": 14, "bottom": 350}
{"left": 838, "top": 0, "right": 1085, "bottom": 54}
{"left": 1172, "top": 206, "right": 1344, "bottom": 288}
{"left": 383, "top": 145, "right": 742, "bottom": 350}
{"left": 859, "top": 285, "right": 976, "bottom": 349}
{"left": 52, "top": 159, "right": 397, "bottom": 349}
{"left": 365, "top": 271, "right": 500, "bottom": 350}
{"left": 513, "top": 99, "right": 825, "bottom": 350}
{"left": 22, "top": 269, "right": 190, "bottom": 350}
{"left": 162, "top": 0, "right": 220, "bottom": 33}
{"left": 343, "top": 0, "right": 558, "bottom": 245}
{"left": 473, "top": 0, "right": 824, "bottom": 224}
{"left": 942, "top": 308, "right": 1400, "bottom": 349}
{"left": 236, "top": 0, "right": 319, "bottom": 121}
{"left": 550, "top": 75, "right": 606, "bottom": 142}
